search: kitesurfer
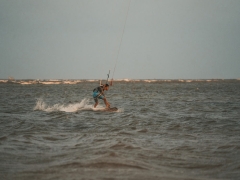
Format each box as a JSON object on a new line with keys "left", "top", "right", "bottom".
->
{"left": 92, "top": 83, "right": 110, "bottom": 108}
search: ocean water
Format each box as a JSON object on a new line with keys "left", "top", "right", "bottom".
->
{"left": 0, "top": 80, "right": 240, "bottom": 180}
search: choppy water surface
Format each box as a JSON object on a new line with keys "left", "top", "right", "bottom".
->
{"left": 0, "top": 80, "right": 240, "bottom": 180}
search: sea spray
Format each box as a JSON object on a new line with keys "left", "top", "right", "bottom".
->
{"left": 34, "top": 98, "right": 123, "bottom": 113}
{"left": 33, "top": 98, "right": 47, "bottom": 111}
{"left": 34, "top": 98, "right": 92, "bottom": 112}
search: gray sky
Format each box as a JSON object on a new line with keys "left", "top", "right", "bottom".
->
{"left": 0, "top": 0, "right": 240, "bottom": 79}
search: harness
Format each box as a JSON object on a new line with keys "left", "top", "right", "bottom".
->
{"left": 93, "top": 86, "right": 104, "bottom": 99}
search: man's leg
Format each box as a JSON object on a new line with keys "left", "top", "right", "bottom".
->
{"left": 94, "top": 102, "right": 98, "bottom": 108}
{"left": 94, "top": 98, "right": 98, "bottom": 108}
{"left": 103, "top": 98, "right": 110, "bottom": 108}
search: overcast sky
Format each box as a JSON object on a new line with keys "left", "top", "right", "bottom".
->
{"left": 0, "top": 0, "right": 240, "bottom": 79}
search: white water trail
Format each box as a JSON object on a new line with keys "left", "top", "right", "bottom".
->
{"left": 33, "top": 98, "right": 123, "bottom": 112}
{"left": 34, "top": 98, "right": 93, "bottom": 112}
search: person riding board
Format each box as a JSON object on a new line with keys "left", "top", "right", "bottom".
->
{"left": 92, "top": 83, "right": 110, "bottom": 108}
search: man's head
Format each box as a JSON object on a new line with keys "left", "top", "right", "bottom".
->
{"left": 104, "top": 83, "right": 109, "bottom": 91}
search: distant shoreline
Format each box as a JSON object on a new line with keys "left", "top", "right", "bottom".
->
{"left": 1, "top": 79, "right": 239, "bottom": 85}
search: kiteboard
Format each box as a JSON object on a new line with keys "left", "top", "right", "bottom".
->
{"left": 105, "top": 107, "right": 118, "bottom": 112}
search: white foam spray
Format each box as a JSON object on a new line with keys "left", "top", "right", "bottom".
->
{"left": 33, "top": 98, "right": 122, "bottom": 113}
{"left": 34, "top": 98, "right": 91, "bottom": 112}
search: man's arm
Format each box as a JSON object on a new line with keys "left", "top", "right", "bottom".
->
{"left": 97, "top": 86, "right": 105, "bottom": 96}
